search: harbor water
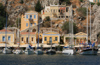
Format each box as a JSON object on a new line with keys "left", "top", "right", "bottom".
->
{"left": 0, "top": 54, "right": 100, "bottom": 65}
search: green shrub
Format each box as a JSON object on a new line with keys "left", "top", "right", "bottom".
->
{"left": 76, "top": 7, "right": 87, "bottom": 17}
{"left": 97, "top": 2, "right": 100, "bottom": 6}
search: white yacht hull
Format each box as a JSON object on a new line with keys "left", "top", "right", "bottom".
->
{"left": 62, "top": 49, "right": 74, "bottom": 55}
{"left": 13, "top": 50, "right": 23, "bottom": 54}
{"left": 3, "top": 48, "right": 12, "bottom": 54}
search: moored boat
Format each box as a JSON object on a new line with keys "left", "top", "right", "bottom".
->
{"left": 3, "top": 48, "right": 12, "bottom": 54}
{"left": 35, "top": 49, "right": 43, "bottom": 55}
{"left": 13, "top": 49, "right": 23, "bottom": 54}
{"left": 46, "top": 49, "right": 56, "bottom": 55}
{"left": 80, "top": 48, "right": 98, "bottom": 55}
{"left": 25, "top": 48, "right": 34, "bottom": 55}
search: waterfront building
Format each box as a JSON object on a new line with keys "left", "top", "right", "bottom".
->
{"left": 64, "top": 32, "right": 87, "bottom": 46}
{"left": 93, "top": 0, "right": 100, "bottom": 3}
{"left": 21, "top": 11, "right": 38, "bottom": 31}
{"left": 41, "top": 4, "right": 70, "bottom": 20}
{"left": 0, "top": 29, "right": 15, "bottom": 47}
{"left": 20, "top": 32, "right": 37, "bottom": 47}
{"left": 42, "top": 31, "right": 60, "bottom": 48}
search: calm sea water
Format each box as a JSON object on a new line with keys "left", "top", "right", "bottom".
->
{"left": 0, "top": 54, "right": 100, "bottom": 65}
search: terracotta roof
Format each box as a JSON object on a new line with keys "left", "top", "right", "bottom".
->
{"left": 21, "top": 32, "right": 36, "bottom": 35}
{"left": 0, "top": 29, "right": 11, "bottom": 32}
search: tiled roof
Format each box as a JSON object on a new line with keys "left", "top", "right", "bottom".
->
{"left": 21, "top": 32, "right": 36, "bottom": 35}
{"left": 0, "top": 29, "right": 11, "bottom": 32}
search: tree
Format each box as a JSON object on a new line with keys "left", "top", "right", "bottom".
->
{"left": 35, "top": 0, "right": 43, "bottom": 12}
{"left": 80, "top": 0, "right": 83, "bottom": 2}
{"left": 20, "top": 0, "right": 24, "bottom": 4}
{"left": 0, "top": 3, "right": 6, "bottom": 30}
{"left": 42, "top": 16, "right": 51, "bottom": 27}
{"left": 76, "top": 7, "right": 87, "bottom": 17}
{"left": 61, "top": 21, "right": 78, "bottom": 34}
{"left": 16, "top": 17, "right": 21, "bottom": 28}
{"left": 65, "top": 0, "right": 71, "bottom": 5}
{"left": 97, "top": 2, "right": 100, "bottom": 6}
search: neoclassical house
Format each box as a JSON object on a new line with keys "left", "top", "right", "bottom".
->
{"left": 64, "top": 32, "right": 87, "bottom": 46}
{"left": 42, "top": 31, "right": 60, "bottom": 48}
{"left": 0, "top": 29, "right": 15, "bottom": 47}
{"left": 21, "top": 11, "right": 38, "bottom": 31}
{"left": 41, "top": 4, "right": 71, "bottom": 20}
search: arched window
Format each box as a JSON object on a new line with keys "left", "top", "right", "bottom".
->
{"left": 31, "top": 37, "right": 34, "bottom": 41}
{"left": 32, "top": 29, "right": 36, "bottom": 32}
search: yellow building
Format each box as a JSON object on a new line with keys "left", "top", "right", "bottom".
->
{"left": 20, "top": 32, "right": 36, "bottom": 47}
{"left": 0, "top": 29, "right": 15, "bottom": 47}
{"left": 64, "top": 32, "right": 87, "bottom": 46}
{"left": 93, "top": 0, "right": 100, "bottom": 3}
{"left": 41, "top": 4, "right": 70, "bottom": 20}
{"left": 42, "top": 31, "right": 60, "bottom": 47}
{"left": 21, "top": 11, "right": 38, "bottom": 31}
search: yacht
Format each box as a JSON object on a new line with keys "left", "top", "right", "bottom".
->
{"left": 13, "top": 49, "right": 23, "bottom": 54}
{"left": 62, "top": 47, "right": 75, "bottom": 55}
{"left": 46, "top": 49, "right": 56, "bottom": 55}
{"left": 35, "top": 49, "right": 43, "bottom": 55}
{"left": 25, "top": 48, "right": 34, "bottom": 55}
{"left": 79, "top": 43, "right": 98, "bottom": 55}
{"left": 3, "top": 48, "right": 12, "bottom": 54}
{"left": 80, "top": 48, "right": 98, "bottom": 55}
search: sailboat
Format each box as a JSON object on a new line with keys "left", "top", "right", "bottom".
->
{"left": 35, "top": 18, "right": 43, "bottom": 55}
{"left": 13, "top": 16, "right": 23, "bottom": 54}
{"left": 25, "top": 17, "right": 34, "bottom": 55}
{"left": 3, "top": 14, "right": 12, "bottom": 54}
{"left": 46, "top": 40, "right": 56, "bottom": 55}
{"left": 79, "top": 2, "right": 98, "bottom": 55}
{"left": 46, "top": 36, "right": 56, "bottom": 55}
{"left": 62, "top": 5, "right": 75, "bottom": 55}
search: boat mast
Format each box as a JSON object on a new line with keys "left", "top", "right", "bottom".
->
{"left": 28, "top": 18, "right": 31, "bottom": 48}
{"left": 5, "top": 14, "right": 8, "bottom": 48}
{"left": 18, "top": 15, "right": 20, "bottom": 48}
{"left": 87, "top": 4, "right": 88, "bottom": 44}
{"left": 37, "top": 18, "right": 40, "bottom": 49}
{"left": 5, "top": 1, "right": 8, "bottom": 48}
{"left": 90, "top": 2, "right": 91, "bottom": 42}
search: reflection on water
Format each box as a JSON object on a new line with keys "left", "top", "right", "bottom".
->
{"left": 0, "top": 54, "right": 100, "bottom": 65}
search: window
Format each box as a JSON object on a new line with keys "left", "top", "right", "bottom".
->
{"left": 66, "top": 7, "right": 68, "bottom": 12}
{"left": 30, "top": 15, "right": 32, "bottom": 19}
{"left": 49, "top": 37, "right": 52, "bottom": 43}
{"left": 44, "top": 37, "right": 47, "bottom": 41}
{"left": 31, "top": 37, "right": 34, "bottom": 41}
{"left": 30, "top": 23, "right": 32, "bottom": 26}
{"left": 26, "top": 23, "right": 28, "bottom": 27}
{"left": 34, "top": 23, "right": 36, "bottom": 25}
{"left": 26, "top": 15, "right": 28, "bottom": 19}
{"left": 21, "top": 37, "right": 24, "bottom": 41}
{"left": 98, "top": 0, "right": 99, "bottom": 2}
{"left": 2, "top": 36, "right": 5, "bottom": 42}
{"left": 34, "top": 15, "right": 36, "bottom": 19}
{"left": 55, "top": 37, "right": 57, "bottom": 41}
{"left": 54, "top": 10, "right": 55, "bottom": 13}
{"left": 8, "top": 36, "right": 11, "bottom": 41}
{"left": 26, "top": 37, "right": 28, "bottom": 43}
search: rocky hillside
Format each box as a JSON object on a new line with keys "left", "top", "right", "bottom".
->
{"left": 0, "top": 0, "right": 59, "bottom": 26}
